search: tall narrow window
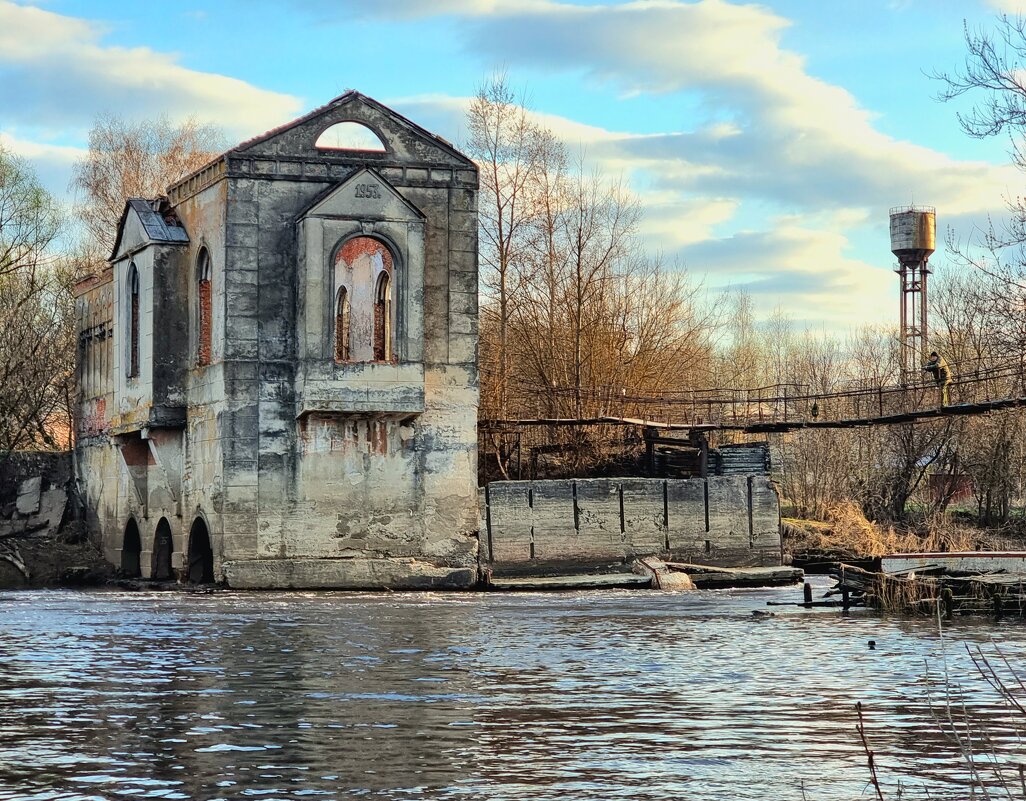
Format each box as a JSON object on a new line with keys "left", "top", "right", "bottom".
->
{"left": 374, "top": 271, "right": 392, "bottom": 362}
{"left": 334, "top": 286, "right": 351, "bottom": 362}
{"left": 128, "top": 263, "right": 140, "bottom": 379}
{"left": 197, "top": 249, "right": 212, "bottom": 366}
{"left": 333, "top": 237, "right": 394, "bottom": 363}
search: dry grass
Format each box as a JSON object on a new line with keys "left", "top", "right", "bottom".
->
{"left": 784, "top": 501, "right": 981, "bottom": 558}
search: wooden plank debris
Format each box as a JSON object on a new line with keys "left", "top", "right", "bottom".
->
{"left": 826, "top": 559, "right": 1026, "bottom": 618}
{"left": 665, "top": 562, "right": 804, "bottom": 588}
{"left": 487, "top": 573, "right": 652, "bottom": 591}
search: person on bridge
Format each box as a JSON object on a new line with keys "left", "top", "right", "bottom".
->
{"left": 923, "top": 351, "right": 951, "bottom": 406}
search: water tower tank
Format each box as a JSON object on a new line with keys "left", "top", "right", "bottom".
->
{"left": 889, "top": 205, "right": 936, "bottom": 263}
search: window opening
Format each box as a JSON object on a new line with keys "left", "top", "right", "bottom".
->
{"left": 374, "top": 271, "right": 392, "bottom": 362}
{"left": 152, "top": 518, "right": 174, "bottom": 581}
{"left": 121, "top": 519, "right": 141, "bottom": 578}
{"left": 315, "top": 121, "right": 386, "bottom": 152}
{"left": 128, "top": 264, "right": 140, "bottom": 378}
{"left": 335, "top": 286, "right": 351, "bottom": 362}
{"left": 334, "top": 237, "right": 394, "bottom": 363}
{"left": 198, "top": 249, "right": 212, "bottom": 366}
{"left": 188, "top": 517, "right": 214, "bottom": 584}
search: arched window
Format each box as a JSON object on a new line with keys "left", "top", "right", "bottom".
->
{"left": 333, "top": 237, "right": 394, "bottom": 363}
{"left": 197, "top": 249, "right": 212, "bottom": 366}
{"left": 374, "top": 271, "right": 392, "bottom": 362}
{"left": 121, "top": 518, "right": 141, "bottom": 578}
{"left": 128, "top": 263, "right": 140, "bottom": 379}
{"left": 152, "top": 518, "right": 174, "bottom": 581}
{"left": 315, "top": 121, "right": 387, "bottom": 152}
{"left": 187, "top": 516, "right": 214, "bottom": 584}
{"left": 334, "top": 286, "right": 351, "bottom": 362}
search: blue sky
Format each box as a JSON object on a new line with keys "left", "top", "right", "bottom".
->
{"left": 2, "top": 0, "right": 1024, "bottom": 331}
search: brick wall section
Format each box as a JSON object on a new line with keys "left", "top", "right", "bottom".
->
{"left": 198, "top": 278, "right": 212, "bottom": 366}
{"left": 483, "top": 476, "right": 781, "bottom": 574}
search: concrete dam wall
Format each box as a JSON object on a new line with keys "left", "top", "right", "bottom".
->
{"left": 481, "top": 476, "right": 781, "bottom": 574}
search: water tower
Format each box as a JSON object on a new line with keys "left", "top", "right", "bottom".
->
{"left": 889, "top": 205, "right": 936, "bottom": 380}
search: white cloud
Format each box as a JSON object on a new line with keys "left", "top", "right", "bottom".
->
{"left": 393, "top": 83, "right": 1013, "bottom": 326}
{"left": 0, "top": 1, "right": 303, "bottom": 137}
{"left": 984, "top": 0, "right": 1026, "bottom": 12}
{"left": 683, "top": 222, "right": 897, "bottom": 329}
{"left": 0, "top": 131, "right": 85, "bottom": 197}
{"left": 291, "top": 0, "right": 550, "bottom": 19}
{"left": 380, "top": 2, "right": 1021, "bottom": 218}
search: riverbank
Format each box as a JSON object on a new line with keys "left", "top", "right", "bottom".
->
{"left": 782, "top": 501, "right": 1026, "bottom": 570}
{"left": 0, "top": 522, "right": 114, "bottom": 589}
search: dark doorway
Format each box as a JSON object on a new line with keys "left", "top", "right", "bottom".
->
{"left": 121, "top": 519, "right": 141, "bottom": 577}
{"left": 188, "top": 517, "right": 214, "bottom": 584}
{"left": 152, "top": 518, "right": 174, "bottom": 581}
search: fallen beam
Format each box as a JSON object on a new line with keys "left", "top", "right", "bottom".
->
{"left": 665, "top": 562, "right": 805, "bottom": 588}
{"left": 487, "top": 573, "right": 653, "bottom": 591}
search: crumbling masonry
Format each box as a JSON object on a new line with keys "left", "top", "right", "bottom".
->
{"left": 74, "top": 93, "right": 480, "bottom": 588}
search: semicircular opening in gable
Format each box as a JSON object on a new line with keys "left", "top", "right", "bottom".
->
{"left": 315, "top": 121, "right": 387, "bottom": 153}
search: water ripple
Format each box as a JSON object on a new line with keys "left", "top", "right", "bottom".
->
{"left": 0, "top": 584, "right": 1022, "bottom": 799}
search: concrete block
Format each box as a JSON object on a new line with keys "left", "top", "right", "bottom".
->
{"left": 708, "top": 475, "right": 752, "bottom": 550}
{"left": 530, "top": 480, "right": 605, "bottom": 564}
{"left": 572, "top": 479, "right": 625, "bottom": 560}
{"left": 15, "top": 477, "right": 41, "bottom": 515}
{"left": 750, "top": 477, "right": 781, "bottom": 559}
{"left": 226, "top": 223, "right": 258, "bottom": 248}
{"left": 449, "top": 189, "right": 477, "bottom": 212}
{"left": 485, "top": 481, "right": 533, "bottom": 564}
{"left": 449, "top": 271, "right": 477, "bottom": 295}
{"left": 227, "top": 246, "right": 258, "bottom": 272}
{"left": 666, "top": 478, "right": 707, "bottom": 552}
{"left": 449, "top": 291, "right": 477, "bottom": 315}
{"left": 621, "top": 478, "right": 667, "bottom": 554}
{"left": 449, "top": 232, "right": 476, "bottom": 253}
{"left": 448, "top": 333, "right": 477, "bottom": 365}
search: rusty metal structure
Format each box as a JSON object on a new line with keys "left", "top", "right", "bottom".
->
{"left": 890, "top": 205, "right": 936, "bottom": 380}
{"left": 479, "top": 352, "right": 1026, "bottom": 481}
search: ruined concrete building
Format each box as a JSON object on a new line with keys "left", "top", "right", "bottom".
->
{"left": 74, "top": 93, "right": 480, "bottom": 588}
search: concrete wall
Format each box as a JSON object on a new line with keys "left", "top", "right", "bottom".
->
{"left": 75, "top": 93, "right": 480, "bottom": 589}
{"left": 483, "top": 476, "right": 781, "bottom": 574}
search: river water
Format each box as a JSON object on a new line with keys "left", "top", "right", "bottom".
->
{"left": 0, "top": 581, "right": 1024, "bottom": 801}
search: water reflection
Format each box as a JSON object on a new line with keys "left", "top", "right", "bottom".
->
{"left": 0, "top": 585, "right": 1021, "bottom": 799}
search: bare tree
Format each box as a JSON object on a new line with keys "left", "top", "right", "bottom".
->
{"left": 0, "top": 148, "right": 71, "bottom": 466}
{"left": 0, "top": 149, "right": 61, "bottom": 277}
{"left": 71, "top": 114, "right": 224, "bottom": 257}
{"left": 466, "top": 76, "right": 545, "bottom": 418}
{"left": 561, "top": 165, "right": 641, "bottom": 417}
{"left": 934, "top": 16, "right": 1026, "bottom": 351}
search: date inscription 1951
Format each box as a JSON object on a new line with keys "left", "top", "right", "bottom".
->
{"left": 355, "top": 183, "right": 381, "bottom": 199}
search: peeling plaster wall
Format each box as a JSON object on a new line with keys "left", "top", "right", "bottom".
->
{"left": 77, "top": 95, "right": 480, "bottom": 589}
{"left": 175, "top": 179, "right": 230, "bottom": 572}
{"left": 215, "top": 105, "right": 480, "bottom": 586}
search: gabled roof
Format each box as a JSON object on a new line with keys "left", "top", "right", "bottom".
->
{"left": 109, "top": 198, "right": 189, "bottom": 262}
{"left": 231, "top": 90, "right": 473, "bottom": 165}
{"left": 167, "top": 91, "right": 477, "bottom": 199}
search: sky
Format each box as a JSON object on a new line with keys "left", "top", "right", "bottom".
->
{"left": 2, "top": 0, "right": 1025, "bottom": 332}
